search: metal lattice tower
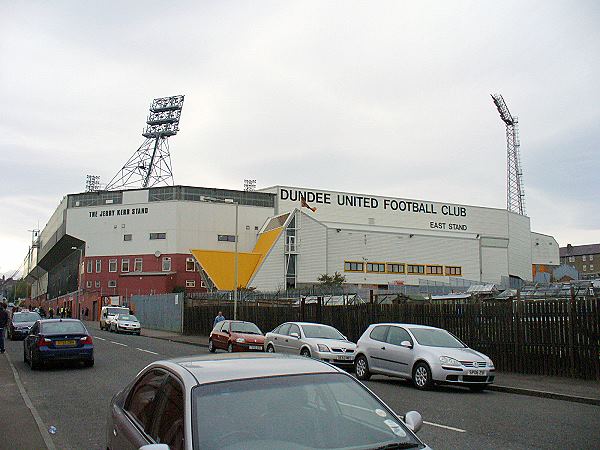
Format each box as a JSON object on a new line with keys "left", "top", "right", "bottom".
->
{"left": 106, "top": 95, "right": 185, "bottom": 190}
{"left": 491, "top": 94, "right": 526, "bottom": 215}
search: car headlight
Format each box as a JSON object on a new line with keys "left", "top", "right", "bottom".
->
{"left": 439, "top": 356, "right": 461, "bottom": 366}
{"left": 317, "top": 344, "right": 330, "bottom": 352}
{"left": 488, "top": 359, "right": 494, "bottom": 368}
{"left": 236, "top": 338, "right": 246, "bottom": 343}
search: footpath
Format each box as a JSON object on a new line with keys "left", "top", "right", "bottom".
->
{"left": 139, "top": 326, "right": 600, "bottom": 406}
{"left": 0, "top": 352, "right": 53, "bottom": 450}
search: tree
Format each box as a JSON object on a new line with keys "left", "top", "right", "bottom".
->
{"left": 317, "top": 272, "right": 346, "bottom": 286}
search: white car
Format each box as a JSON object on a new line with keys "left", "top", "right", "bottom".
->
{"left": 109, "top": 313, "right": 141, "bottom": 335}
{"left": 264, "top": 322, "right": 356, "bottom": 368}
{"left": 99, "top": 306, "right": 130, "bottom": 330}
{"left": 355, "top": 323, "right": 495, "bottom": 391}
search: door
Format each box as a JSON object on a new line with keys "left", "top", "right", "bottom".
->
{"left": 219, "top": 321, "right": 230, "bottom": 350}
{"left": 148, "top": 376, "right": 184, "bottom": 450}
{"left": 273, "top": 323, "right": 291, "bottom": 352}
{"left": 365, "top": 325, "right": 389, "bottom": 373}
{"left": 382, "top": 326, "right": 414, "bottom": 376}
{"left": 286, "top": 323, "right": 303, "bottom": 354}
{"left": 112, "top": 369, "right": 168, "bottom": 450}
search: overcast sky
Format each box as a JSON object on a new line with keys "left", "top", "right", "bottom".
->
{"left": 1, "top": 0, "right": 598, "bottom": 277}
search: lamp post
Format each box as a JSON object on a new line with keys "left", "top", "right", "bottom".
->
{"left": 71, "top": 246, "right": 83, "bottom": 319}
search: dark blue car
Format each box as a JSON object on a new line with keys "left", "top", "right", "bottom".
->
{"left": 23, "top": 319, "right": 94, "bottom": 369}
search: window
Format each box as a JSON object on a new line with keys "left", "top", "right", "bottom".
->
{"left": 369, "top": 325, "right": 389, "bottom": 342}
{"left": 200, "top": 280, "right": 206, "bottom": 288}
{"left": 583, "top": 265, "right": 587, "bottom": 271}
{"left": 124, "top": 234, "right": 132, "bottom": 242}
{"left": 387, "top": 263, "right": 405, "bottom": 274}
{"left": 445, "top": 266, "right": 462, "bottom": 276}
{"left": 407, "top": 264, "right": 425, "bottom": 274}
{"left": 217, "top": 235, "right": 236, "bottom": 242}
{"left": 583, "top": 255, "right": 587, "bottom": 261}
{"left": 86, "top": 260, "right": 93, "bottom": 273}
{"left": 122, "top": 259, "right": 130, "bottom": 272}
{"left": 366, "top": 263, "right": 385, "bottom": 273}
{"left": 109, "top": 259, "right": 117, "bottom": 272}
{"left": 344, "top": 261, "right": 364, "bottom": 272}
{"left": 125, "top": 369, "right": 169, "bottom": 433}
{"left": 426, "top": 265, "right": 443, "bottom": 275}
{"left": 95, "top": 259, "right": 102, "bottom": 273}
{"left": 568, "top": 256, "right": 575, "bottom": 262}
{"left": 150, "top": 232, "right": 166, "bottom": 240}
{"left": 134, "top": 258, "right": 143, "bottom": 272}
{"left": 151, "top": 376, "right": 184, "bottom": 450}
{"left": 186, "top": 280, "right": 196, "bottom": 288}
{"left": 213, "top": 321, "right": 224, "bottom": 332}
{"left": 590, "top": 264, "right": 594, "bottom": 271}
{"left": 278, "top": 323, "right": 291, "bottom": 336}
{"left": 590, "top": 255, "right": 594, "bottom": 261}
{"left": 222, "top": 321, "right": 230, "bottom": 333}
{"left": 288, "top": 324, "right": 301, "bottom": 337}
{"left": 186, "top": 257, "right": 195, "bottom": 272}
{"left": 386, "top": 326, "right": 412, "bottom": 346}
{"left": 162, "top": 257, "right": 171, "bottom": 272}
{"left": 108, "top": 280, "right": 117, "bottom": 288}
{"left": 86, "top": 280, "right": 92, "bottom": 288}
{"left": 95, "top": 280, "right": 101, "bottom": 288}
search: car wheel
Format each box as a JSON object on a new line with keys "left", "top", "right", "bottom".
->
{"left": 355, "top": 355, "right": 371, "bottom": 381}
{"left": 84, "top": 359, "right": 94, "bottom": 368}
{"left": 266, "top": 344, "right": 275, "bottom": 353}
{"left": 469, "top": 384, "right": 487, "bottom": 392}
{"left": 228, "top": 343, "right": 234, "bottom": 353}
{"left": 30, "top": 352, "right": 41, "bottom": 370}
{"left": 412, "top": 362, "right": 433, "bottom": 390}
{"left": 208, "top": 339, "right": 216, "bottom": 353}
{"left": 300, "top": 348, "right": 311, "bottom": 358}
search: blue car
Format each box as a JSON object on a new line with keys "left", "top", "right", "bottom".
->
{"left": 23, "top": 319, "right": 94, "bottom": 369}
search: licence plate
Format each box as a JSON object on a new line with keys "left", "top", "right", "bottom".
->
{"left": 55, "top": 340, "right": 76, "bottom": 347}
{"left": 337, "top": 355, "right": 353, "bottom": 361}
{"left": 249, "top": 345, "right": 263, "bottom": 350}
{"left": 468, "top": 369, "right": 485, "bottom": 375}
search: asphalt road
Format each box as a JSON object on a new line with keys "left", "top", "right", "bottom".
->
{"left": 3, "top": 325, "right": 600, "bottom": 450}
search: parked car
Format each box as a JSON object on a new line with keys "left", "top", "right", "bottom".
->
{"left": 100, "top": 306, "right": 130, "bottom": 330}
{"left": 23, "top": 319, "right": 94, "bottom": 369}
{"left": 106, "top": 353, "right": 428, "bottom": 450}
{"left": 264, "top": 322, "right": 356, "bottom": 368}
{"left": 8, "top": 311, "right": 42, "bottom": 340}
{"left": 208, "top": 320, "right": 265, "bottom": 353}
{"left": 355, "top": 323, "right": 495, "bottom": 391}
{"left": 109, "top": 314, "right": 141, "bottom": 335}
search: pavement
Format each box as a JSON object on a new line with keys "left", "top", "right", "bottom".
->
{"left": 138, "top": 325, "right": 600, "bottom": 405}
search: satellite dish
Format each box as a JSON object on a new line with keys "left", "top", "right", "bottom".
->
{"left": 154, "top": 251, "right": 161, "bottom": 257}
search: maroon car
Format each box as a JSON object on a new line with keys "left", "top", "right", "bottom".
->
{"left": 209, "top": 320, "right": 265, "bottom": 353}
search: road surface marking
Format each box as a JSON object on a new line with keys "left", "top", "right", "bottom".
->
{"left": 93, "top": 336, "right": 105, "bottom": 341}
{"left": 423, "top": 420, "right": 466, "bottom": 433}
{"left": 5, "top": 352, "right": 57, "bottom": 450}
{"left": 136, "top": 348, "right": 159, "bottom": 355}
{"left": 110, "top": 341, "right": 127, "bottom": 347}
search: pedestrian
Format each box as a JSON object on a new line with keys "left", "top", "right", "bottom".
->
{"left": 85, "top": 307, "right": 89, "bottom": 319}
{"left": 213, "top": 311, "right": 225, "bottom": 328}
{"left": 0, "top": 302, "right": 8, "bottom": 354}
{"left": 49, "top": 307, "right": 54, "bottom": 318}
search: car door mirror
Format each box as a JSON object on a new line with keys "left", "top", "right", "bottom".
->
{"left": 400, "top": 340, "right": 413, "bottom": 349}
{"left": 403, "top": 410, "right": 423, "bottom": 433}
{"left": 139, "top": 445, "right": 170, "bottom": 450}
{"left": 289, "top": 332, "right": 300, "bottom": 339}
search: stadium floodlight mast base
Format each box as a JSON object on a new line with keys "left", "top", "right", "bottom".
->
{"left": 106, "top": 95, "right": 185, "bottom": 190}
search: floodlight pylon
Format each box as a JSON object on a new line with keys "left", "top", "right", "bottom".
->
{"left": 106, "top": 95, "right": 184, "bottom": 190}
{"left": 491, "top": 93, "right": 526, "bottom": 215}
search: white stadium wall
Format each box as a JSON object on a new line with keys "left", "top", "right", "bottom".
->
{"left": 296, "top": 213, "right": 327, "bottom": 283}
{"left": 531, "top": 232, "right": 560, "bottom": 266}
{"left": 248, "top": 232, "right": 286, "bottom": 291}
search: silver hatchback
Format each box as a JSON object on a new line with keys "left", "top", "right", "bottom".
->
{"left": 264, "top": 322, "right": 356, "bottom": 367}
{"left": 355, "top": 323, "right": 495, "bottom": 391}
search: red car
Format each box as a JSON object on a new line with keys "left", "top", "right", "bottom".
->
{"left": 209, "top": 320, "right": 265, "bottom": 353}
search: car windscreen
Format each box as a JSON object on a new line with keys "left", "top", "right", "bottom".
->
{"left": 409, "top": 328, "right": 465, "bottom": 348}
{"left": 107, "top": 308, "right": 128, "bottom": 316}
{"left": 230, "top": 322, "right": 262, "bottom": 334}
{"left": 192, "top": 373, "right": 420, "bottom": 450}
{"left": 301, "top": 324, "right": 345, "bottom": 340}
{"left": 13, "top": 313, "right": 41, "bottom": 323}
{"left": 118, "top": 315, "right": 137, "bottom": 322}
{"left": 41, "top": 321, "right": 87, "bottom": 335}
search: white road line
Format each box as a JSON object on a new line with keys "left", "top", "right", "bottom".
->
{"left": 110, "top": 341, "right": 127, "bottom": 347}
{"left": 93, "top": 336, "right": 105, "bottom": 341}
{"left": 423, "top": 420, "right": 466, "bottom": 433}
{"left": 136, "top": 348, "right": 159, "bottom": 355}
{"left": 5, "top": 352, "right": 57, "bottom": 450}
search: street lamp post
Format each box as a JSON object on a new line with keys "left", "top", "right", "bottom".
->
{"left": 71, "top": 246, "right": 83, "bottom": 319}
